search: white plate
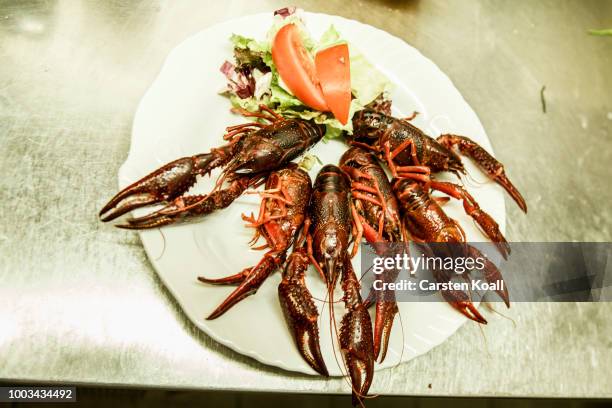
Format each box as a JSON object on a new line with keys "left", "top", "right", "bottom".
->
{"left": 118, "top": 12, "right": 506, "bottom": 376}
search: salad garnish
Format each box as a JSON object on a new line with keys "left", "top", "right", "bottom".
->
{"left": 219, "top": 8, "right": 392, "bottom": 139}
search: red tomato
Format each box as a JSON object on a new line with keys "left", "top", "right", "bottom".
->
{"left": 315, "top": 44, "right": 351, "bottom": 125}
{"left": 272, "top": 24, "right": 328, "bottom": 112}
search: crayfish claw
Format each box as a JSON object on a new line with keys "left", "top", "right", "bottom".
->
{"left": 197, "top": 268, "right": 250, "bottom": 285}
{"left": 433, "top": 268, "right": 488, "bottom": 324}
{"left": 115, "top": 195, "right": 205, "bottom": 230}
{"left": 436, "top": 134, "right": 527, "bottom": 213}
{"left": 341, "top": 307, "right": 375, "bottom": 406}
{"left": 99, "top": 157, "right": 202, "bottom": 221}
{"left": 496, "top": 172, "right": 527, "bottom": 213}
{"left": 116, "top": 215, "right": 173, "bottom": 230}
{"left": 373, "top": 300, "right": 399, "bottom": 362}
{"left": 115, "top": 177, "right": 251, "bottom": 230}
{"left": 470, "top": 209, "right": 511, "bottom": 259}
{"left": 429, "top": 181, "right": 510, "bottom": 259}
{"left": 442, "top": 291, "right": 488, "bottom": 324}
{"left": 340, "top": 261, "right": 374, "bottom": 406}
{"left": 206, "top": 251, "right": 285, "bottom": 320}
{"left": 456, "top": 300, "right": 488, "bottom": 324}
{"left": 100, "top": 193, "right": 158, "bottom": 222}
{"left": 291, "top": 321, "right": 328, "bottom": 376}
{"left": 278, "top": 249, "right": 328, "bottom": 376}
{"left": 100, "top": 147, "right": 236, "bottom": 222}
{"left": 468, "top": 246, "right": 511, "bottom": 307}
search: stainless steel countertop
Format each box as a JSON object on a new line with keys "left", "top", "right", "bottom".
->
{"left": 1, "top": 0, "right": 611, "bottom": 398}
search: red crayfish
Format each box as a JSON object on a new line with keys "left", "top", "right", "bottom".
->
{"left": 99, "top": 106, "right": 324, "bottom": 228}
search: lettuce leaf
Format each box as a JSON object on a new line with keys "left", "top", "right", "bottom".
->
{"left": 350, "top": 51, "right": 391, "bottom": 106}
{"left": 223, "top": 13, "right": 391, "bottom": 141}
{"left": 316, "top": 25, "right": 346, "bottom": 51}
{"left": 229, "top": 94, "right": 272, "bottom": 112}
{"left": 230, "top": 34, "right": 268, "bottom": 53}
{"left": 265, "top": 13, "right": 315, "bottom": 51}
{"left": 316, "top": 25, "right": 391, "bottom": 106}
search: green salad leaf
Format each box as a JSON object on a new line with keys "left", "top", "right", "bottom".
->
{"left": 298, "top": 154, "right": 323, "bottom": 170}
{"left": 230, "top": 34, "right": 268, "bottom": 52}
{"left": 350, "top": 51, "right": 391, "bottom": 106}
{"left": 316, "top": 25, "right": 346, "bottom": 51}
{"left": 266, "top": 14, "right": 315, "bottom": 51}
{"left": 223, "top": 13, "right": 392, "bottom": 141}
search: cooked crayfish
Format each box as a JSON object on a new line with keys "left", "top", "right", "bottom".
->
{"left": 392, "top": 177, "right": 509, "bottom": 323}
{"left": 305, "top": 165, "right": 374, "bottom": 406}
{"left": 99, "top": 106, "right": 324, "bottom": 228}
{"left": 198, "top": 164, "right": 312, "bottom": 319}
{"left": 339, "top": 146, "right": 402, "bottom": 363}
{"left": 351, "top": 109, "right": 527, "bottom": 215}
{"left": 98, "top": 99, "right": 525, "bottom": 405}
{"left": 194, "top": 164, "right": 329, "bottom": 377}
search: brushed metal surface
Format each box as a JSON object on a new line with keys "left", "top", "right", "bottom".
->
{"left": 0, "top": 0, "right": 610, "bottom": 398}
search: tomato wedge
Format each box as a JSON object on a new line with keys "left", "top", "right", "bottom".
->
{"left": 272, "top": 24, "right": 328, "bottom": 112}
{"left": 315, "top": 44, "right": 351, "bottom": 125}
